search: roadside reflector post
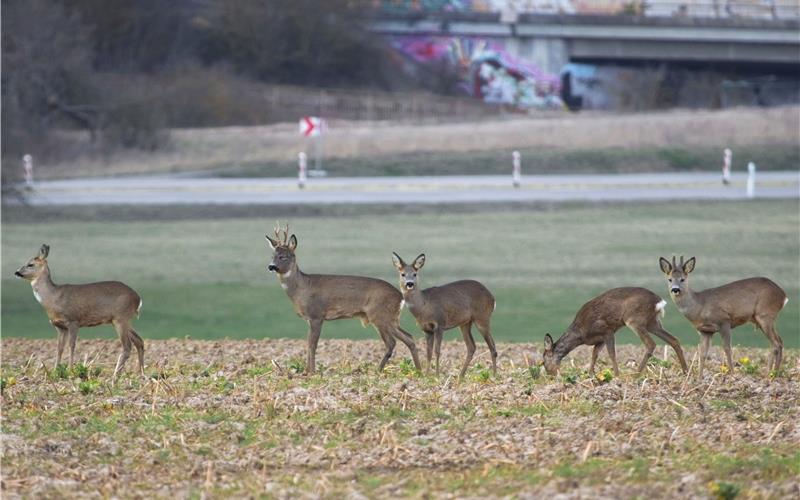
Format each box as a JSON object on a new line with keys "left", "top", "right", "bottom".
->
{"left": 23, "top": 154, "right": 34, "bottom": 189}
{"left": 746, "top": 161, "right": 756, "bottom": 198}
{"left": 512, "top": 150, "right": 521, "bottom": 188}
{"left": 722, "top": 148, "right": 731, "bottom": 185}
{"left": 298, "top": 152, "right": 307, "bottom": 189}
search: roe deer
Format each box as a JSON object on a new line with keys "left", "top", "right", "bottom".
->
{"left": 542, "top": 287, "right": 688, "bottom": 376}
{"left": 14, "top": 244, "right": 145, "bottom": 380}
{"left": 659, "top": 256, "right": 787, "bottom": 376}
{"left": 391, "top": 252, "right": 498, "bottom": 378}
{"left": 265, "top": 225, "right": 421, "bottom": 374}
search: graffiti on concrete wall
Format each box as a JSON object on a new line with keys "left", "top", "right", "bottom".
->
{"left": 391, "top": 36, "right": 563, "bottom": 109}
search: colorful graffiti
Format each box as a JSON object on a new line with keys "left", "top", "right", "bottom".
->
{"left": 391, "top": 36, "right": 563, "bottom": 109}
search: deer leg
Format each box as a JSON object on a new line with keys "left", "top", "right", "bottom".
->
{"left": 718, "top": 323, "right": 734, "bottom": 375}
{"left": 757, "top": 315, "right": 783, "bottom": 373}
{"left": 424, "top": 330, "right": 434, "bottom": 371}
{"left": 129, "top": 328, "right": 146, "bottom": 377}
{"left": 648, "top": 320, "right": 689, "bottom": 374}
{"left": 112, "top": 322, "right": 133, "bottom": 382}
{"left": 54, "top": 325, "right": 68, "bottom": 369}
{"left": 376, "top": 326, "right": 396, "bottom": 372}
{"left": 628, "top": 324, "right": 656, "bottom": 374}
{"left": 458, "top": 323, "right": 476, "bottom": 379}
{"left": 67, "top": 324, "right": 79, "bottom": 367}
{"left": 588, "top": 343, "right": 603, "bottom": 374}
{"left": 698, "top": 332, "right": 713, "bottom": 378}
{"left": 393, "top": 326, "right": 422, "bottom": 370}
{"left": 474, "top": 319, "right": 498, "bottom": 375}
{"left": 604, "top": 335, "right": 619, "bottom": 376}
{"left": 306, "top": 319, "right": 323, "bottom": 375}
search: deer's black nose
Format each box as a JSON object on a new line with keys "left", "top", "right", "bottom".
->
{"left": 671, "top": 287, "right": 680, "bottom": 294}
{"left": 405, "top": 282, "right": 415, "bottom": 289}
{"left": 14, "top": 271, "right": 22, "bottom": 277}
{"left": 267, "top": 264, "right": 278, "bottom": 272}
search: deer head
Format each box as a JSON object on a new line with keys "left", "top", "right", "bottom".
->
{"left": 391, "top": 252, "right": 425, "bottom": 292}
{"left": 265, "top": 223, "right": 297, "bottom": 275}
{"left": 542, "top": 333, "right": 559, "bottom": 375}
{"left": 659, "top": 255, "right": 696, "bottom": 297}
{"left": 15, "top": 244, "right": 50, "bottom": 281}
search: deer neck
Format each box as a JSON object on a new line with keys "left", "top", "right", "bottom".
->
{"left": 277, "top": 263, "right": 305, "bottom": 293}
{"left": 401, "top": 285, "right": 425, "bottom": 311}
{"left": 31, "top": 266, "right": 58, "bottom": 306}
{"left": 553, "top": 329, "right": 584, "bottom": 365}
{"left": 671, "top": 287, "right": 702, "bottom": 318}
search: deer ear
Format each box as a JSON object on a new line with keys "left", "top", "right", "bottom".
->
{"left": 412, "top": 253, "right": 426, "bottom": 271}
{"left": 265, "top": 234, "right": 278, "bottom": 250}
{"left": 544, "top": 333, "right": 554, "bottom": 351}
{"left": 391, "top": 252, "right": 404, "bottom": 270}
{"left": 39, "top": 244, "right": 50, "bottom": 259}
{"left": 288, "top": 234, "right": 297, "bottom": 251}
{"left": 659, "top": 257, "right": 672, "bottom": 275}
{"left": 683, "top": 257, "right": 696, "bottom": 274}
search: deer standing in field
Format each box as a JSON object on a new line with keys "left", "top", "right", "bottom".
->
{"left": 659, "top": 256, "right": 787, "bottom": 376}
{"left": 265, "top": 225, "right": 421, "bottom": 374}
{"left": 14, "top": 244, "right": 145, "bottom": 381}
{"left": 391, "top": 252, "right": 498, "bottom": 378}
{"left": 542, "top": 287, "right": 689, "bottom": 376}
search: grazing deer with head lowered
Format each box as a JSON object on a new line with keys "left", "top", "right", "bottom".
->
{"left": 14, "top": 244, "right": 145, "bottom": 381}
{"left": 391, "top": 252, "right": 498, "bottom": 378}
{"left": 542, "top": 287, "right": 689, "bottom": 377}
{"left": 265, "top": 224, "right": 421, "bottom": 374}
{"left": 659, "top": 256, "right": 787, "bottom": 376}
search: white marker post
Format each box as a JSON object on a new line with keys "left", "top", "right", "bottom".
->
{"left": 722, "top": 148, "right": 731, "bottom": 185}
{"left": 512, "top": 150, "right": 521, "bottom": 188}
{"left": 298, "top": 152, "right": 307, "bottom": 189}
{"left": 746, "top": 162, "right": 756, "bottom": 198}
{"left": 23, "top": 154, "right": 34, "bottom": 189}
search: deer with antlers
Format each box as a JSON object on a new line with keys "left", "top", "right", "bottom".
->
{"left": 542, "top": 287, "right": 689, "bottom": 377}
{"left": 659, "top": 255, "right": 787, "bottom": 376}
{"left": 14, "top": 244, "right": 145, "bottom": 381}
{"left": 391, "top": 252, "right": 498, "bottom": 378}
{"left": 265, "top": 224, "right": 421, "bottom": 374}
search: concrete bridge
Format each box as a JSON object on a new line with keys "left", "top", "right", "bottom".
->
{"left": 371, "top": 13, "right": 800, "bottom": 75}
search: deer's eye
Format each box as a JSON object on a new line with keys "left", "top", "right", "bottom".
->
{"left": 668, "top": 278, "right": 672, "bottom": 282}
{"left": 680, "top": 278, "right": 685, "bottom": 282}
{"left": 413, "top": 273, "right": 417, "bottom": 277}
{"left": 401, "top": 273, "right": 406, "bottom": 277}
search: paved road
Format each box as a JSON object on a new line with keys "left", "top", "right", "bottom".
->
{"left": 6, "top": 172, "right": 799, "bottom": 205}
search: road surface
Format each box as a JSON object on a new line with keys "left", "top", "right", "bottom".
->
{"left": 5, "top": 172, "right": 798, "bottom": 206}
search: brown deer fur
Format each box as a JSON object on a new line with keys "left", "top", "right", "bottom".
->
{"left": 392, "top": 252, "right": 497, "bottom": 378}
{"left": 542, "top": 287, "right": 688, "bottom": 376}
{"left": 659, "top": 255, "right": 787, "bottom": 376}
{"left": 266, "top": 225, "right": 421, "bottom": 374}
{"left": 14, "top": 244, "right": 144, "bottom": 380}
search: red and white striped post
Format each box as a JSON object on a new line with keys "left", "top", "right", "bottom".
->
{"left": 512, "top": 150, "right": 521, "bottom": 188}
{"left": 298, "top": 152, "right": 307, "bottom": 189}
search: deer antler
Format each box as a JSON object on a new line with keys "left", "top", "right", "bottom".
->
{"left": 273, "top": 221, "right": 290, "bottom": 246}
{"left": 679, "top": 255, "right": 685, "bottom": 268}
{"left": 672, "top": 255, "right": 677, "bottom": 269}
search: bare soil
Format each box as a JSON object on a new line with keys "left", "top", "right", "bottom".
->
{"left": 1, "top": 338, "right": 798, "bottom": 498}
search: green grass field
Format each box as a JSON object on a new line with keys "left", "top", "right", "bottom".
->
{"left": 2, "top": 200, "right": 798, "bottom": 348}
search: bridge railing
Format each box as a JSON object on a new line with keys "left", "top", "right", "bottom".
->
{"left": 377, "top": 0, "right": 799, "bottom": 20}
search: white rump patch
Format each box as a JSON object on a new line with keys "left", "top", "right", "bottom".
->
{"left": 655, "top": 299, "right": 667, "bottom": 318}
{"left": 138, "top": 299, "right": 143, "bottom": 312}
{"left": 493, "top": 300, "right": 497, "bottom": 311}
{"left": 784, "top": 297, "right": 789, "bottom": 308}
{"left": 400, "top": 299, "right": 406, "bottom": 310}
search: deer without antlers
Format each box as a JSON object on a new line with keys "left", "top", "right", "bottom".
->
{"left": 659, "top": 255, "right": 787, "bottom": 376}
{"left": 265, "top": 224, "right": 421, "bottom": 374}
{"left": 542, "top": 287, "right": 689, "bottom": 377}
{"left": 14, "top": 244, "right": 145, "bottom": 381}
{"left": 392, "top": 252, "right": 498, "bottom": 378}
